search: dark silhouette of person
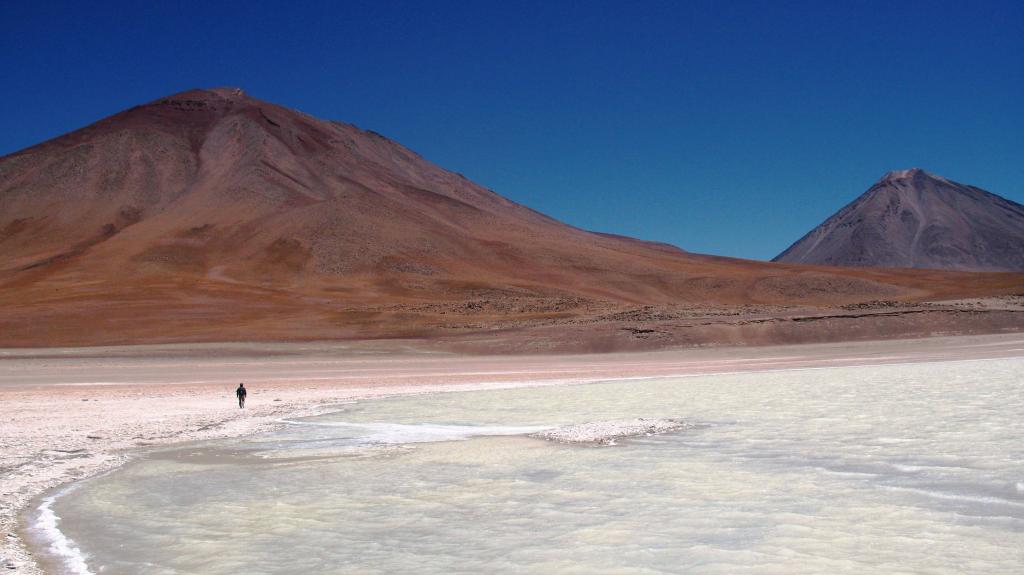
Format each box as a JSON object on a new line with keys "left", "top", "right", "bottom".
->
{"left": 236, "top": 383, "right": 247, "bottom": 408}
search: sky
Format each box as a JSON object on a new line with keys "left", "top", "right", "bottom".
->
{"left": 2, "top": 0, "right": 1022, "bottom": 260}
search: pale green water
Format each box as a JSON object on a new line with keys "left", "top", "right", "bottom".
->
{"left": 33, "top": 358, "right": 1024, "bottom": 574}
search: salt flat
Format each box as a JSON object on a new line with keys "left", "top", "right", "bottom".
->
{"left": 2, "top": 334, "right": 1023, "bottom": 573}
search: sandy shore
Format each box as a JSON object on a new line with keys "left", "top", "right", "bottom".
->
{"left": 3, "top": 334, "right": 1024, "bottom": 573}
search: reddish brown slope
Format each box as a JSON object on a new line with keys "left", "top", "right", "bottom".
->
{"left": 1, "top": 89, "right": 1021, "bottom": 348}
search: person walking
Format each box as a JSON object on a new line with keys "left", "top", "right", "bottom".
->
{"left": 236, "top": 383, "right": 247, "bottom": 408}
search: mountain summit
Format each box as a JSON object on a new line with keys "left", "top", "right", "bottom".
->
{"left": 2, "top": 87, "right": 593, "bottom": 283}
{"left": 773, "top": 169, "right": 1024, "bottom": 271}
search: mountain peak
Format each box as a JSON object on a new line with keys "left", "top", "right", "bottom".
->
{"left": 207, "top": 87, "right": 246, "bottom": 98}
{"left": 775, "top": 171, "right": 1024, "bottom": 271}
{"left": 879, "top": 168, "right": 933, "bottom": 183}
{"left": 1, "top": 86, "right": 704, "bottom": 305}
{"left": 146, "top": 87, "right": 249, "bottom": 108}
{"left": 170, "top": 86, "right": 246, "bottom": 99}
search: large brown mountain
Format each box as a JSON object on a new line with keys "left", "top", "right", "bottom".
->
{"left": 1, "top": 90, "right": 1021, "bottom": 348}
{"left": 773, "top": 169, "right": 1024, "bottom": 271}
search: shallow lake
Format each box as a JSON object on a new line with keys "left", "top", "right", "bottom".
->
{"left": 33, "top": 357, "right": 1024, "bottom": 574}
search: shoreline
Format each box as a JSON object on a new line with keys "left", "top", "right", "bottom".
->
{"left": 4, "top": 333, "right": 1024, "bottom": 573}
{"left": 8, "top": 375, "right": 609, "bottom": 575}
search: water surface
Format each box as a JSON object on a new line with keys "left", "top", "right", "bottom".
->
{"left": 37, "top": 358, "right": 1024, "bottom": 574}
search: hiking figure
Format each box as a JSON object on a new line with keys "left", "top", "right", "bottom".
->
{"left": 236, "top": 383, "right": 247, "bottom": 408}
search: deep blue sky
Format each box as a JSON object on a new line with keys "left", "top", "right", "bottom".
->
{"left": 2, "top": 1, "right": 1022, "bottom": 260}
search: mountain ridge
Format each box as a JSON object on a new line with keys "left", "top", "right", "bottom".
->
{"left": 2, "top": 89, "right": 1022, "bottom": 349}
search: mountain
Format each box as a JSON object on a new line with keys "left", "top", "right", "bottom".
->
{"left": 3, "top": 88, "right": 721, "bottom": 297}
{"left": 773, "top": 169, "right": 1024, "bottom": 271}
{"left": 1, "top": 90, "right": 1021, "bottom": 348}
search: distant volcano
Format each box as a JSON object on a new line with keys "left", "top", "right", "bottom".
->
{"left": 1, "top": 91, "right": 1021, "bottom": 347}
{"left": 1, "top": 87, "right": 696, "bottom": 299}
{"left": 774, "top": 169, "right": 1024, "bottom": 271}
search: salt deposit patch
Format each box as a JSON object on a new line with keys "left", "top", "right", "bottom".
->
{"left": 30, "top": 486, "right": 93, "bottom": 575}
{"left": 280, "top": 419, "right": 549, "bottom": 444}
{"left": 530, "top": 418, "right": 696, "bottom": 445}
